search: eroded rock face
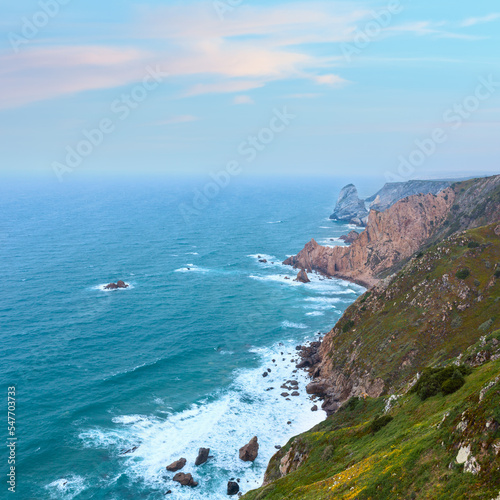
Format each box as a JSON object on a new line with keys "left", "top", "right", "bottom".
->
{"left": 339, "top": 230, "right": 360, "bottom": 245}
{"left": 330, "top": 184, "right": 368, "bottom": 224}
{"left": 285, "top": 189, "right": 455, "bottom": 288}
{"left": 173, "top": 473, "right": 198, "bottom": 487}
{"left": 367, "top": 180, "right": 452, "bottom": 213}
{"left": 239, "top": 437, "right": 259, "bottom": 462}
{"left": 166, "top": 458, "right": 186, "bottom": 472}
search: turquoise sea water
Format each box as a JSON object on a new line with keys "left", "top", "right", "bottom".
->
{"left": 1, "top": 177, "right": 367, "bottom": 499}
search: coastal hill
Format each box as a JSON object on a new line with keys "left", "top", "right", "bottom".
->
{"left": 244, "top": 221, "right": 500, "bottom": 499}
{"left": 285, "top": 175, "right": 500, "bottom": 288}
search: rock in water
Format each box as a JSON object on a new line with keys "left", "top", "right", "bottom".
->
{"left": 227, "top": 481, "right": 240, "bottom": 496}
{"left": 330, "top": 184, "right": 368, "bottom": 224}
{"left": 104, "top": 280, "right": 129, "bottom": 290}
{"left": 295, "top": 269, "right": 311, "bottom": 283}
{"left": 239, "top": 436, "right": 259, "bottom": 462}
{"left": 166, "top": 458, "right": 186, "bottom": 472}
{"left": 195, "top": 448, "right": 210, "bottom": 466}
{"left": 172, "top": 473, "right": 198, "bottom": 487}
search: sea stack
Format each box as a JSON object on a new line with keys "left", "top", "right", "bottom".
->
{"left": 239, "top": 437, "right": 259, "bottom": 462}
{"left": 295, "top": 269, "right": 311, "bottom": 283}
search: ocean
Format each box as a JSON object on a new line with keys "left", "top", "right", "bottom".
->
{"left": 0, "top": 177, "right": 367, "bottom": 499}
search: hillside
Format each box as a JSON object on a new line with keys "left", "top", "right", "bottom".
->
{"left": 243, "top": 223, "right": 500, "bottom": 499}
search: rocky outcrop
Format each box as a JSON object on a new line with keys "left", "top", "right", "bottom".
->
{"left": 285, "top": 189, "right": 455, "bottom": 288}
{"left": 195, "top": 448, "right": 210, "bottom": 466}
{"left": 329, "top": 184, "right": 368, "bottom": 224}
{"left": 166, "top": 458, "right": 186, "bottom": 472}
{"left": 339, "top": 230, "right": 360, "bottom": 245}
{"left": 239, "top": 437, "right": 259, "bottom": 462}
{"left": 366, "top": 180, "right": 453, "bottom": 212}
{"left": 173, "top": 473, "right": 198, "bottom": 487}
{"left": 227, "top": 481, "right": 240, "bottom": 496}
{"left": 295, "top": 269, "right": 310, "bottom": 283}
{"left": 104, "top": 280, "right": 129, "bottom": 290}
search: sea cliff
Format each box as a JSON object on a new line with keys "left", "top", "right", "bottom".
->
{"left": 243, "top": 175, "right": 500, "bottom": 500}
{"left": 285, "top": 175, "right": 500, "bottom": 288}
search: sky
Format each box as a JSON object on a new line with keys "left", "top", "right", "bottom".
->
{"left": 1, "top": 0, "right": 499, "bottom": 183}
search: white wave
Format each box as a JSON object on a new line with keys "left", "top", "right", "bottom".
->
{"left": 304, "top": 297, "right": 342, "bottom": 304}
{"left": 186, "top": 252, "right": 199, "bottom": 255}
{"left": 112, "top": 415, "right": 149, "bottom": 425}
{"left": 247, "top": 254, "right": 278, "bottom": 263}
{"left": 266, "top": 221, "right": 283, "bottom": 224}
{"left": 281, "top": 321, "right": 307, "bottom": 329}
{"left": 93, "top": 283, "right": 134, "bottom": 292}
{"left": 45, "top": 474, "right": 86, "bottom": 499}
{"left": 249, "top": 274, "right": 299, "bottom": 285}
{"left": 174, "top": 265, "right": 209, "bottom": 273}
{"left": 306, "top": 311, "right": 324, "bottom": 317}
{"left": 78, "top": 340, "right": 325, "bottom": 499}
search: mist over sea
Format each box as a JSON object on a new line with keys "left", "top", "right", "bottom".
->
{"left": 0, "top": 177, "right": 370, "bottom": 499}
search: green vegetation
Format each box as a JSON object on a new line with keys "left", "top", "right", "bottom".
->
{"left": 456, "top": 268, "right": 470, "bottom": 280}
{"left": 342, "top": 319, "right": 355, "bottom": 333}
{"left": 370, "top": 415, "right": 393, "bottom": 434}
{"left": 243, "top": 223, "right": 500, "bottom": 500}
{"left": 412, "top": 365, "right": 471, "bottom": 400}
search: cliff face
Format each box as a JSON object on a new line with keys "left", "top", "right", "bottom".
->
{"left": 367, "top": 179, "right": 453, "bottom": 212}
{"left": 285, "top": 189, "right": 455, "bottom": 287}
{"left": 330, "top": 179, "right": 454, "bottom": 226}
{"left": 243, "top": 223, "right": 500, "bottom": 500}
{"left": 329, "top": 184, "right": 368, "bottom": 224}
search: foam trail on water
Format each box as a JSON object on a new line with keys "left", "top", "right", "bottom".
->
{"left": 78, "top": 339, "right": 325, "bottom": 499}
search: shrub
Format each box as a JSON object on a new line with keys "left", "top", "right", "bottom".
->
{"left": 495, "top": 270, "right": 500, "bottom": 279}
{"left": 467, "top": 241, "right": 480, "bottom": 249}
{"left": 442, "top": 370, "right": 465, "bottom": 395}
{"left": 412, "top": 365, "right": 471, "bottom": 400}
{"left": 360, "top": 292, "right": 372, "bottom": 304}
{"left": 343, "top": 396, "right": 362, "bottom": 412}
{"left": 342, "top": 320, "right": 355, "bottom": 333}
{"left": 456, "top": 269, "right": 470, "bottom": 280}
{"left": 370, "top": 415, "right": 393, "bottom": 434}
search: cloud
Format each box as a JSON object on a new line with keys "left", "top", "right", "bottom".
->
{"left": 149, "top": 115, "right": 199, "bottom": 126}
{"left": 233, "top": 95, "right": 254, "bottom": 105}
{"left": 0, "top": 2, "right": 365, "bottom": 109}
{"left": 314, "top": 74, "right": 349, "bottom": 86}
{"left": 385, "top": 21, "right": 487, "bottom": 40}
{"left": 461, "top": 13, "right": 500, "bottom": 27}
{"left": 0, "top": 46, "right": 151, "bottom": 109}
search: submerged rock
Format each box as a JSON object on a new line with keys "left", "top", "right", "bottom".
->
{"left": 166, "top": 458, "right": 186, "bottom": 472}
{"left": 104, "top": 280, "right": 129, "bottom": 290}
{"left": 239, "top": 437, "right": 259, "bottom": 462}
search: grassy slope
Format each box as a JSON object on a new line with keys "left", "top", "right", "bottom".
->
{"left": 330, "top": 223, "right": 500, "bottom": 395}
{"left": 243, "top": 223, "right": 500, "bottom": 499}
